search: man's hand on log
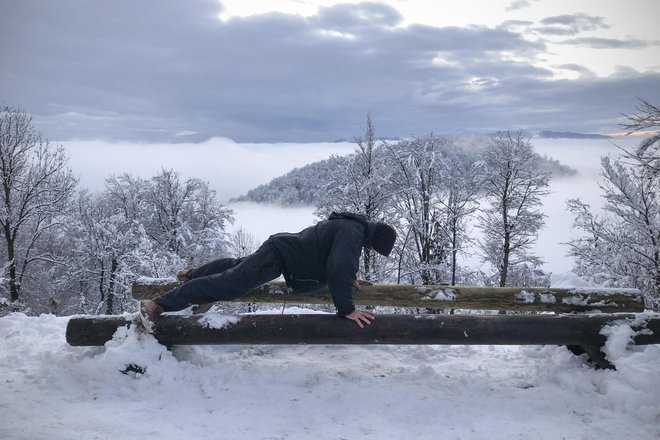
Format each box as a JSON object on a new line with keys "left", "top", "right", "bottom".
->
{"left": 345, "top": 310, "right": 375, "bottom": 328}
{"left": 353, "top": 279, "right": 373, "bottom": 289}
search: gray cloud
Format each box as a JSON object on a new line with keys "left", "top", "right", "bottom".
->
{"left": 557, "top": 64, "right": 596, "bottom": 77}
{"left": 505, "top": 0, "right": 539, "bottom": 12}
{"left": 314, "top": 2, "right": 404, "bottom": 29}
{"left": 536, "top": 13, "right": 609, "bottom": 36}
{"left": 560, "top": 36, "right": 656, "bottom": 49}
{"left": 0, "top": 0, "right": 658, "bottom": 143}
{"left": 540, "top": 13, "right": 608, "bottom": 28}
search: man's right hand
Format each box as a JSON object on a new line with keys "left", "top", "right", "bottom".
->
{"left": 345, "top": 310, "right": 375, "bottom": 328}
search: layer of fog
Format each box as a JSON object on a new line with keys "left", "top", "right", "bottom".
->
{"left": 64, "top": 137, "right": 356, "bottom": 201}
{"left": 64, "top": 135, "right": 643, "bottom": 274}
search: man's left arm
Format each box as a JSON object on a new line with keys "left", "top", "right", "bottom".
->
{"left": 326, "top": 227, "right": 375, "bottom": 328}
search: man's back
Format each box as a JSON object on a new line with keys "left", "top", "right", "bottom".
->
{"left": 269, "top": 213, "right": 371, "bottom": 315}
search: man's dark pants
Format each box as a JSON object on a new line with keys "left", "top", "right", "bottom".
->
{"left": 154, "top": 240, "right": 282, "bottom": 312}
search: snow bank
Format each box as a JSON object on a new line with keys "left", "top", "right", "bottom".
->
{"left": 135, "top": 276, "right": 177, "bottom": 285}
{"left": 1, "top": 311, "right": 659, "bottom": 439}
{"left": 550, "top": 272, "right": 594, "bottom": 288}
{"left": 199, "top": 314, "right": 240, "bottom": 329}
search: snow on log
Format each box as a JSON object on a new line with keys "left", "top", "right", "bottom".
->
{"left": 65, "top": 313, "right": 660, "bottom": 347}
{"left": 131, "top": 279, "right": 645, "bottom": 313}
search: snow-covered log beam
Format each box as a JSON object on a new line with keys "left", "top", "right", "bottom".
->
{"left": 132, "top": 279, "right": 645, "bottom": 313}
{"left": 65, "top": 313, "right": 660, "bottom": 347}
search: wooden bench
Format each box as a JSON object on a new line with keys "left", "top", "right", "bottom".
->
{"left": 65, "top": 279, "right": 660, "bottom": 369}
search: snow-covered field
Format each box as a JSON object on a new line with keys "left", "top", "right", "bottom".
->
{"left": 1, "top": 309, "right": 659, "bottom": 440}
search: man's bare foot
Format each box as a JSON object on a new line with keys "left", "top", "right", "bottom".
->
{"left": 176, "top": 269, "right": 191, "bottom": 282}
{"left": 138, "top": 300, "right": 164, "bottom": 334}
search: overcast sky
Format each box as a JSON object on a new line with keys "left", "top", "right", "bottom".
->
{"left": 1, "top": 0, "right": 659, "bottom": 143}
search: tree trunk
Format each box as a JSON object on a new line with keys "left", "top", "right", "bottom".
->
{"left": 500, "top": 230, "right": 510, "bottom": 287}
{"left": 363, "top": 248, "right": 372, "bottom": 281}
{"left": 451, "top": 223, "right": 458, "bottom": 286}
{"left": 98, "top": 260, "right": 105, "bottom": 306}
{"left": 106, "top": 257, "right": 118, "bottom": 315}
{"left": 3, "top": 226, "right": 19, "bottom": 302}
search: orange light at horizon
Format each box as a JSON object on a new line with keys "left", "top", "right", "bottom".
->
{"left": 606, "top": 129, "right": 657, "bottom": 137}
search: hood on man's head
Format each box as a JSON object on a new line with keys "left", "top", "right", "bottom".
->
{"left": 372, "top": 222, "right": 396, "bottom": 257}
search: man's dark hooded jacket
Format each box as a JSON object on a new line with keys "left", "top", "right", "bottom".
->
{"left": 268, "top": 212, "right": 376, "bottom": 316}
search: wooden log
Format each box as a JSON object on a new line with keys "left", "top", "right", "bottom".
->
{"left": 132, "top": 278, "right": 645, "bottom": 313}
{"left": 65, "top": 313, "right": 660, "bottom": 347}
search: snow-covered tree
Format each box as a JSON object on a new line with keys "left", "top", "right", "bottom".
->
{"left": 105, "top": 173, "right": 147, "bottom": 225}
{"left": 227, "top": 227, "right": 258, "bottom": 258}
{"left": 385, "top": 136, "right": 453, "bottom": 285}
{"left": 436, "top": 144, "right": 482, "bottom": 285}
{"left": 59, "top": 191, "right": 143, "bottom": 314}
{"left": 142, "top": 169, "right": 233, "bottom": 267}
{"left": 53, "top": 170, "right": 234, "bottom": 315}
{"left": 371, "top": 135, "right": 487, "bottom": 286}
{"left": 477, "top": 131, "right": 550, "bottom": 287}
{"left": 567, "top": 101, "right": 659, "bottom": 307}
{"left": 621, "top": 98, "right": 660, "bottom": 176}
{"left": 316, "top": 114, "right": 393, "bottom": 280}
{"left": 0, "top": 105, "right": 77, "bottom": 308}
{"left": 566, "top": 200, "right": 645, "bottom": 291}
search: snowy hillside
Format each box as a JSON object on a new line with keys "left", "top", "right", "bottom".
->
{"left": 1, "top": 309, "right": 659, "bottom": 440}
{"left": 232, "top": 136, "right": 576, "bottom": 206}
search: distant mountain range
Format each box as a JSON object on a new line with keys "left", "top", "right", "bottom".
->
{"left": 332, "top": 130, "right": 612, "bottom": 142}
{"left": 535, "top": 131, "right": 611, "bottom": 139}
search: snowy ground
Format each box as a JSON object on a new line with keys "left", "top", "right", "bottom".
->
{"left": 1, "top": 309, "right": 659, "bottom": 440}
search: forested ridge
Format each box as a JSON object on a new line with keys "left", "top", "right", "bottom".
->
{"left": 233, "top": 135, "right": 576, "bottom": 206}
